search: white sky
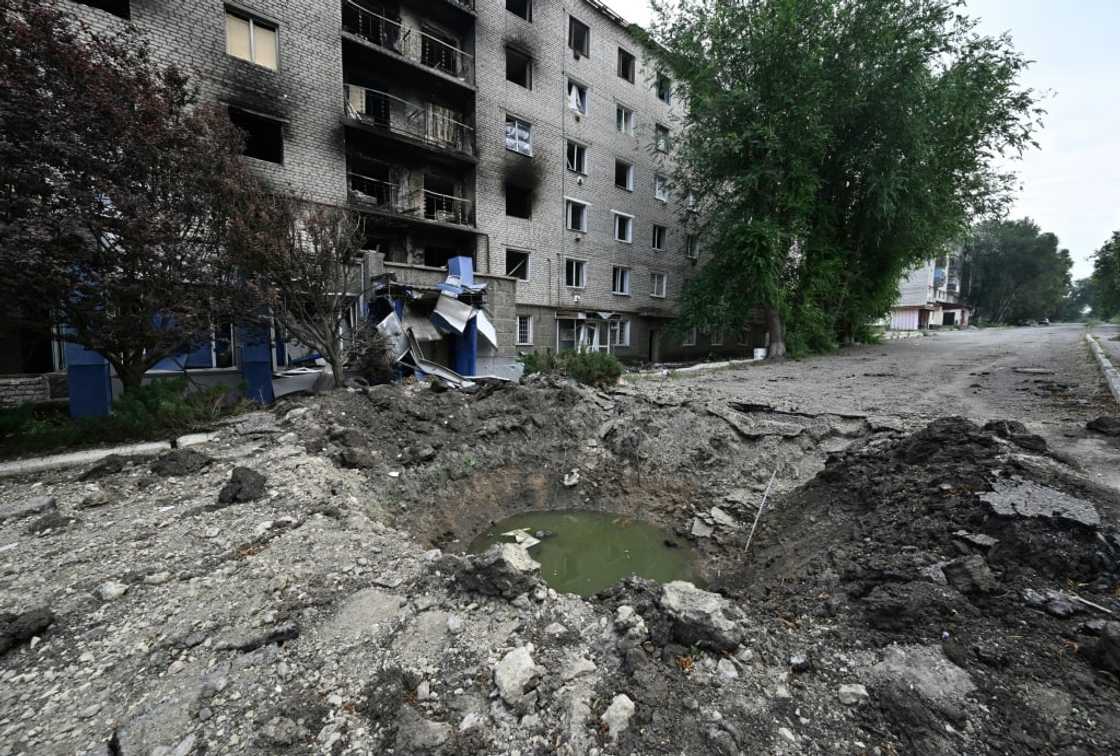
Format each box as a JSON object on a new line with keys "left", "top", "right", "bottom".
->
{"left": 603, "top": 0, "right": 1120, "bottom": 279}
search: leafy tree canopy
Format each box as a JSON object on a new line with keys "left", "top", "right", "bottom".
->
{"left": 640, "top": 0, "right": 1041, "bottom": 355}
{"left": 1091, "top": 232, "right": 1120, "bottom": 320}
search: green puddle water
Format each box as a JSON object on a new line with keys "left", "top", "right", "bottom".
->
{"left": 468, "top": 510, "right": 701, "bottom": 597}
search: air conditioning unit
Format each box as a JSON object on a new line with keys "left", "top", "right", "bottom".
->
{"left": 576, "top": 176, "right": 584, "bottom": 186}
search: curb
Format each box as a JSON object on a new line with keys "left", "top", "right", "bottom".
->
{"left": 1085, "top": 334, "right": 1120, "bottom": 405}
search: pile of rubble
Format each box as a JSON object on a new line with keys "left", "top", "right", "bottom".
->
{"left": 0, "top": 381, "right": 1118, "bottom": 755}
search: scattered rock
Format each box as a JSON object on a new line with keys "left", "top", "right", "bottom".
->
{"left": 601, "top": 694, "right": 635, "bottom": 742}
{"left": 494, "top": 645, "right": 540, "bottom": 710}
{"left": 395, "top": 706, "right": 451, "bottom": 752}
{"left": 838, "top": 683, "right": 869, "bottom": 705}
{"left": 150, "top": 449, "right": 211, "bottom": 477}
{"left": 563, "top": 469, "right": 580, "bottom": 487}
{"left": 259, "top": 716, "right": 305, "bottom": 747}
{"left": 446, "top": 614, "right": 464, "bottom": 635}
{"left": 709, "top": 506, "right": 738, "bottom": 528}
{"left": 1022, "top": 588, "right": 1083, "bottom": 618}
{"left": 690, "top": 518, "right": 713, "bottom": 538}
{"left": 26, "top": 510, "right": 77, "bottom": 535}
{"left": 0, "top": 495, "right": 57, "bottom": 524}
{"left": 79, "top": 454, "right": 129, "bottom": 481}
{"left": 215, "top": 622, "right": 299, "bottom": 652}
{"left": 0, "top": 607, "right": 55, "bottom": 655}
{"left": 97, "top": 581, "right": 129, "bottom": 601}
{"left": 76, "top": 490, "right": 112, "bottom": 510}
{"left": 1086, "top": 416, "right": 1120, "bottom": 436}
{"left": 218, "top": 467, "right": 266, "bottom": 504}
{"left": 943, "top": 554, "right": 997, "bottom": 595}
{"left": 789, "top": 653, "right": 812, "bottom": 673}
{"left": 869, "top": 644, "right": 976, "bottom": 712}
{"left": 660, "top": 581, "right": 743, "bottom": 651}
{"left": 1084, "top": 621, "right": 1120, "bottom": 674}
{"left": 561, "top": 656, "right": 597, "bottom": 682}
{"left": 980, "top": 478, "right": 1100, "bottom": 528}
{"left": 716, "top": 658, "right": 739, "bottom": 679}
{"left": 443, "top": 543, "right": 542, "bottom": 600}
{"left": 338, "top": 448, "right": 376, "bottom": 469}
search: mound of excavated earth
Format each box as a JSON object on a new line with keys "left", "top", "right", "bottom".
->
{"left": 1, "top": 380, "right": 1117, "bottom": 755}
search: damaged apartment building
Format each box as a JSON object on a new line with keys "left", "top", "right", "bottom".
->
{"left": 10, "top": 0, "right": 759, "bottom": 409}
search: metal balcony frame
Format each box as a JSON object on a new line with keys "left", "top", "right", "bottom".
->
{"left": 343, "top": 83, "right": 475, "bottom": 158}
{"left": 341, "top": 1, "right": 475, "bottom": 87}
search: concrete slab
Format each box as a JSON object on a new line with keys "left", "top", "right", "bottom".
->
{"left": 0, "top": 441, "right": 172, "bottom": 478}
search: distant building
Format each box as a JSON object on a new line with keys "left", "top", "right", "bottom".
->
{"left": 889, "top": 250, "right": 970, "bottom": 330}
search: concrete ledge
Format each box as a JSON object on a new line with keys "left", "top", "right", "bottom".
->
{"left": 0, "top": 441, "right": 172, "bottom": 478}
{"left": 1086, "top": 334, "right": 1120, "bottom": 405}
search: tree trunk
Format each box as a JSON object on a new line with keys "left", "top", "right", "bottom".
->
{"left": 766, "top": 307, "right": 787, "bottom": 359}
{"left": 117, "top": 361, "right": 147, "bottom": 394}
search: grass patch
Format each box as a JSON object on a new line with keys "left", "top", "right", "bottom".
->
{"left": 0, "top": 378, "right": 247, "bottom": 459}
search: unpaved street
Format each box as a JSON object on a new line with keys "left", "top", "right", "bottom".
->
{"left": 1, "top": 325, "right": 1119, "bottom": 756}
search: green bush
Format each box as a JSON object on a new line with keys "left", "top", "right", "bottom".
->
{"left": 0, "top": 378, "right": 242, "bottom": 458}
{"left": 519, "top": 349, "right": 623, "bottom": 388}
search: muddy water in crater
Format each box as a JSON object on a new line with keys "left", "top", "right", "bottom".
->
{"left": 468, "top": 510, "right": 701, "bottom": 597}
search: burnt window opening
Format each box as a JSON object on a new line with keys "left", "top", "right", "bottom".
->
{"left": 614, "top": 159, "right": 634, "bottom": 191}
{"left": 568, "top": 17, "right": 590, "bottom": 58}
{"left": 617, "top": 48, "right": 635, "bottom": 82}
{"left": 506, "top": 0, "right": 531, "bottom": 22}
{"left": 505, "top": 249, "right": 530, "bottom": 280}
{"left": 505, "top": 183, "right": 532, "bottom": 219}
{"left": 424, "top": 246, "right": 463, "bottom": 269}
{"left": 75, "top": 0, "right": 130, "bottom": 19}
{"left": 228, "top": 107, "right": 284, "bottom": 164}
{"left": 420, "top": 27, "right": 461, "bottom": 77}
{"left": 656, "top": 73, "right": 673, "bottom": 104}
{"left": 506, "top": 48, "right": 532, "bottom": 89}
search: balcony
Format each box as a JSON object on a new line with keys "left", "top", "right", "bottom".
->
{"left": 341, "top": 2, "right": 474, "bottom": 87}
{"left": 348, "top": 173, "right": 474, "bottom": 228}
{"left": 344, "top": 84, "right": 475, "bottom": 159}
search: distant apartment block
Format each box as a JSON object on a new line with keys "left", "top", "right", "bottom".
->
{"left": 889, "top": 250, "right": 970, "bottom": 330}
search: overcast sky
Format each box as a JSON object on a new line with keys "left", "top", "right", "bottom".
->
{"left": 604, "top": 0, "right": 1119, "bottom": 278}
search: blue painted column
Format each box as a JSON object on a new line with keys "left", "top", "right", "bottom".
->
{"left": 239, "top": 325, "right": 274, "bottom": 404}
{"left": 64, "top": 340, "right": 112, "bottom": 418}
{"left": 453, "top": 318, "right": 478, "bottom": 376}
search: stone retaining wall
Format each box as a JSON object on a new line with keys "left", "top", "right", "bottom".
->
{"left": 0, "top": 375, "right": 50, "bottom": 408}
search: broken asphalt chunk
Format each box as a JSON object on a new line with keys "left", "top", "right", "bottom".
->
{"left": 215, "top": 621, "right": 299, "bottom": 652}
{"left": 151, "top": 449, "right": 212, "bottom": 477}
{"left": 1086, "top": 416, "right": 1120, "bottom": 437}
{"left": 981, "top": 478, "right": 1100, "bottom": 528}
{"left": 0, "top": 606, "right": 56, "bottom": 656}
{"left": 660, "top": 581, "right": 744, "bottom": 652}
{"left": 441, "top": 543, "right": 543, "bottom": 600}
{"left": 218, "top": 467, "right": 266, "bottom": 504}
{"left": 0, "top": 495, "right": 56, "bottom": 525}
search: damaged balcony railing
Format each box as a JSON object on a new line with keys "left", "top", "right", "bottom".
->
{"left": 342, "top": 2, "right": 475, "bottom": 85}
{"left": 347, "top": 174, "right": 473, "bottom": 227}
{"left": 344, "top": 84, "right": 475, "bottom": 156}
{"left": 422, "top": 189, "right": 473, "bottom": 226}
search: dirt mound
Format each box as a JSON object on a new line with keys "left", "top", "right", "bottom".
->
{"left": 721, "top": 416, "right": 1120, "bottom": 753}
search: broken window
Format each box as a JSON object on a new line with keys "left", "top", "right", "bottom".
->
{"left": 569, "top": 16, "right": 590, "bottom": 58}
{"left": 505, "top": 183, "right": 532, "bottom": 219}
{"left": 618, "top": 48, "right": 636, "bottom": 82}
{"left": 565, "top": 259, "right": 586, "bottom": 288}
{"left": 421, "top": 27, "right": 461, "bottom": 76}
{"left": 615, "top": 105, "right": 635, "bottom": 135}
{"left": 614, "top": 159, "right": 634, "bottom": 191}
{"left": 567, "top": 80, "right": 588, "bottom": 115}
{"left": 655, "top": 173, "right": 670, "bottom": 201}
{"left": 609, "top": 320, "right": 630, "bottom": 347}
{"left": 611, "top": 266, "right": 631, "bottom": 295}
{"left": 655, "top": 123, "right": 671, "bottom": 153}
{"left": 76, "top": 0, "right": 130, "bottom": 18}
{"left": 613, "top": 212, "right": 633, "bottom": 243}
{"left": 505, "top": 249, "right": 530, "bottom": 280}
{"left": 656, "top": 73, "right": 673, "bottom": 104}
{"left": 652, "top": 224, "right": 667, "bottom": 250}
{"left": 516, "top": 315, "right": 533, "bottom": 345}
{"left": 506, "top": 48, "right": 532, "bottom": 89}
{"left": 566, "top": 141, "right": 587, "bottom": 174}
{"left": 504, "top": 115, "right": 532, "bottom": 156}
{"left": 506, "top": 0, "right": 531, "bottom": 22}
{"left": 566, "top": 200, "right": 588, "bottom": 232}
{"left": 650, "top": 272, "right": 667, "bottom": 298}
{"left": 424, "top": 246, "right": 460, "bottom": 269}
{"left": 228, "top": 107, "right": 283, "bottom": 163}
{"left": 226, "top": 10, "right": 278, "bottom": 70}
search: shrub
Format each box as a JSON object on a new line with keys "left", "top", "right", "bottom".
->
{"left": 519, "top": 349, "right": 623, "bottom": 388}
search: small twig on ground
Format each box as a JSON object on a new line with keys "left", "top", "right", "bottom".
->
{"left": 743, "top": 467, "right": 778, "bottom": 557}
{"left": 1072, "top": 594, "right": 1114, "bottom": 615}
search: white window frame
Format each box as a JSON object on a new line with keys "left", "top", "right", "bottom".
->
{"left": 710, "top": 329, "right": 724, "bottom": 346}
{"left": 611, "top": 266, "right": 631, "bottom": 296}
{"left": 612, "top": 210, "right": 633, "bottom": 243}
{"left": 655, "top": 123, "right": 671, "bottom": 153}
{"left": 567, "top": 79, "right": 589, "bottom": 115}
{"left": 615, "top": 104, "right": 635, "bottom": 135}
{"left": 226, "top": 11, "right": 278, "bottom": 71}
{"left": 516, "top": 314, "right": 534, "bottom": 345}
{"left": 504, "top": 115, "right": 533, "bottom": 156}
{"left": 609, "top": 319, "right": 631, "bottom": 348}
{"left": 686, "top": 234, "right": 699, "bottom": 259}
{"left": 505, "top": 249, "right": 530, "bottom": 281}
{"left": 617, "top": 47, "right": 636, "bottom": 82}
{"left": 569, "top": 15, "right": 590, "bottom": 58}
{"left": 650, "top": 271, "right": 667, "bottom": 298}
{"left": 564, "top": 258, "right": 587, "bottom": 288}
{"left": 565, "top": 198, "right": 589, "bottom": 232}
{"left": 683, "top": 327, "right": 697, "bottom": 347}
{"left": 655, "top": 173, "right": 670, "bottom": 202}
{"left": 652, "top": 224, "right": 667, "bottom": 251}
{"left": 566, "top": 140, "right": 587, "bottom": 174}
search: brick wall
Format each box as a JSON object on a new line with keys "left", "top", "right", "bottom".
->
{"left": 0, "top": 376, "right": 50, "bottom": 408}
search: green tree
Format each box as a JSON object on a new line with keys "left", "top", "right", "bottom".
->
{"left": 0, "top": 0, "right": 257, "bottom": 391}
{"left": 641, "top": 0, "right": 1040, "bottom": 355}
{"left": 961, "top": 218, "right": 1072, "bottom": 323}
{"left": 1055, "top": 277, "right": 1096, "bottom": 322}
{"left": 1091, "top": 232, "right": 1120, "bottom": 320}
